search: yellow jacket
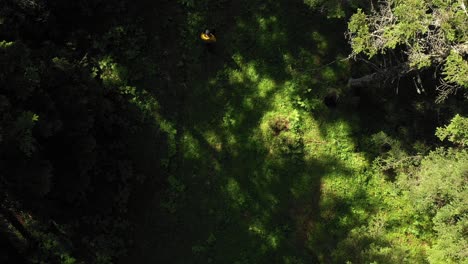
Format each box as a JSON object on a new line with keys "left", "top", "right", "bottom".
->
{"left": 200, "top": 33, "right": 216, "bottom": 43}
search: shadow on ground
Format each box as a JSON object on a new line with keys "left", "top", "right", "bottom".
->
{"left": 120, "top": 0, "right": 379, "bottom": 263}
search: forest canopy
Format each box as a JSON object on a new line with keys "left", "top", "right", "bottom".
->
{"left": 0, "top": 0, "right": 467, "bottom": 263}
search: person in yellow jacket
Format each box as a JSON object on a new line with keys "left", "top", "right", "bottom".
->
{"left": 200, "top": 29, "right": 216, "bottom": 43}
{"left": 200, "top": 29, "right": 216, "bottom": 53}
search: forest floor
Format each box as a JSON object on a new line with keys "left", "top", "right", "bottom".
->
{"left": 121, "top": 0, "right": 382, "bottom": 263}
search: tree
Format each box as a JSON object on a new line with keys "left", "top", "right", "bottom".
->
{"left": 334, "top": 114, "right": 468, "bottom": 264}
{"left": 347, "top": 0, "right": 468, "bottom": 101}
{"left": 410, "top": 146, "right": 467, "bottom": 264}
{"left": 390, "top": 115, "right": 468, "bottom": 264}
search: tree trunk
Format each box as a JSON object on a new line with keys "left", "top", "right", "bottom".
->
{"left": 0, "top": 205, "right": 36, "bottom": 246}
{"left": 348, "top": 63, "right": 411, "bottom": 88}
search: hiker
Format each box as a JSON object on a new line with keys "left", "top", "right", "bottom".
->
{"left": 200, "top": 29, "right": 216, "bottom": 53}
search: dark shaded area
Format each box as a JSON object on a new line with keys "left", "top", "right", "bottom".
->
{"left": 324, "top": 94, "right": 338, "bottom": 108}
{"left": 0, "top": 0, "right": 168, "bottom": 262}
{"left": 0, "top": 235, "right": 29, "bottom": 264}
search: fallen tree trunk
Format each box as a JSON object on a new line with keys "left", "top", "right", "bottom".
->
{"left": 347, "top": 63, "right": 411, "bottom": 88}
{"left": 0, "top": 205, "right": 36, "bottom": 246}
{"left": 348, "top": 72, "right": 381, "bottom": 88}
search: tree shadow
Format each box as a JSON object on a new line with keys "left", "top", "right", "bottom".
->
{"left": 119, "top": 0, "right": 384, "bottom": 263}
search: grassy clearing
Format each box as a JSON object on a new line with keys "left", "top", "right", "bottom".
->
{"left": 122, "top": 0, "right": 392, "bottom": 263}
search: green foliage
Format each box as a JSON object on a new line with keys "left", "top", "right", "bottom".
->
{"left": 95, "top": 56, "right": 128, "bottom": 87}
{"left": 411, "top": 148, "right": 468, "bottom": 263}
{"left": 348, "top": 9, "right": 376, "bottom": 56}
{"left": 409, "top": 44, "right": 433, "bottom": 69}
{"left": 349, "top": 1, "right": 430, "bottom": 54}
{"left": 443, "top": 51, "right": 468, "bottom": 88}
{"left": 436, "top": 114, "right": 468, "bottom": 146}
{"left": 347, "top": 0, "right": 468, "bottom": 95}
{"left": 391, "top": 0, "right": 429, "bottom": 37}
{"left": 365, "top": 120, "right": 468, "bottom": 264}
{"left": 370, "top": 131, "right": 417, "bottom": 174}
